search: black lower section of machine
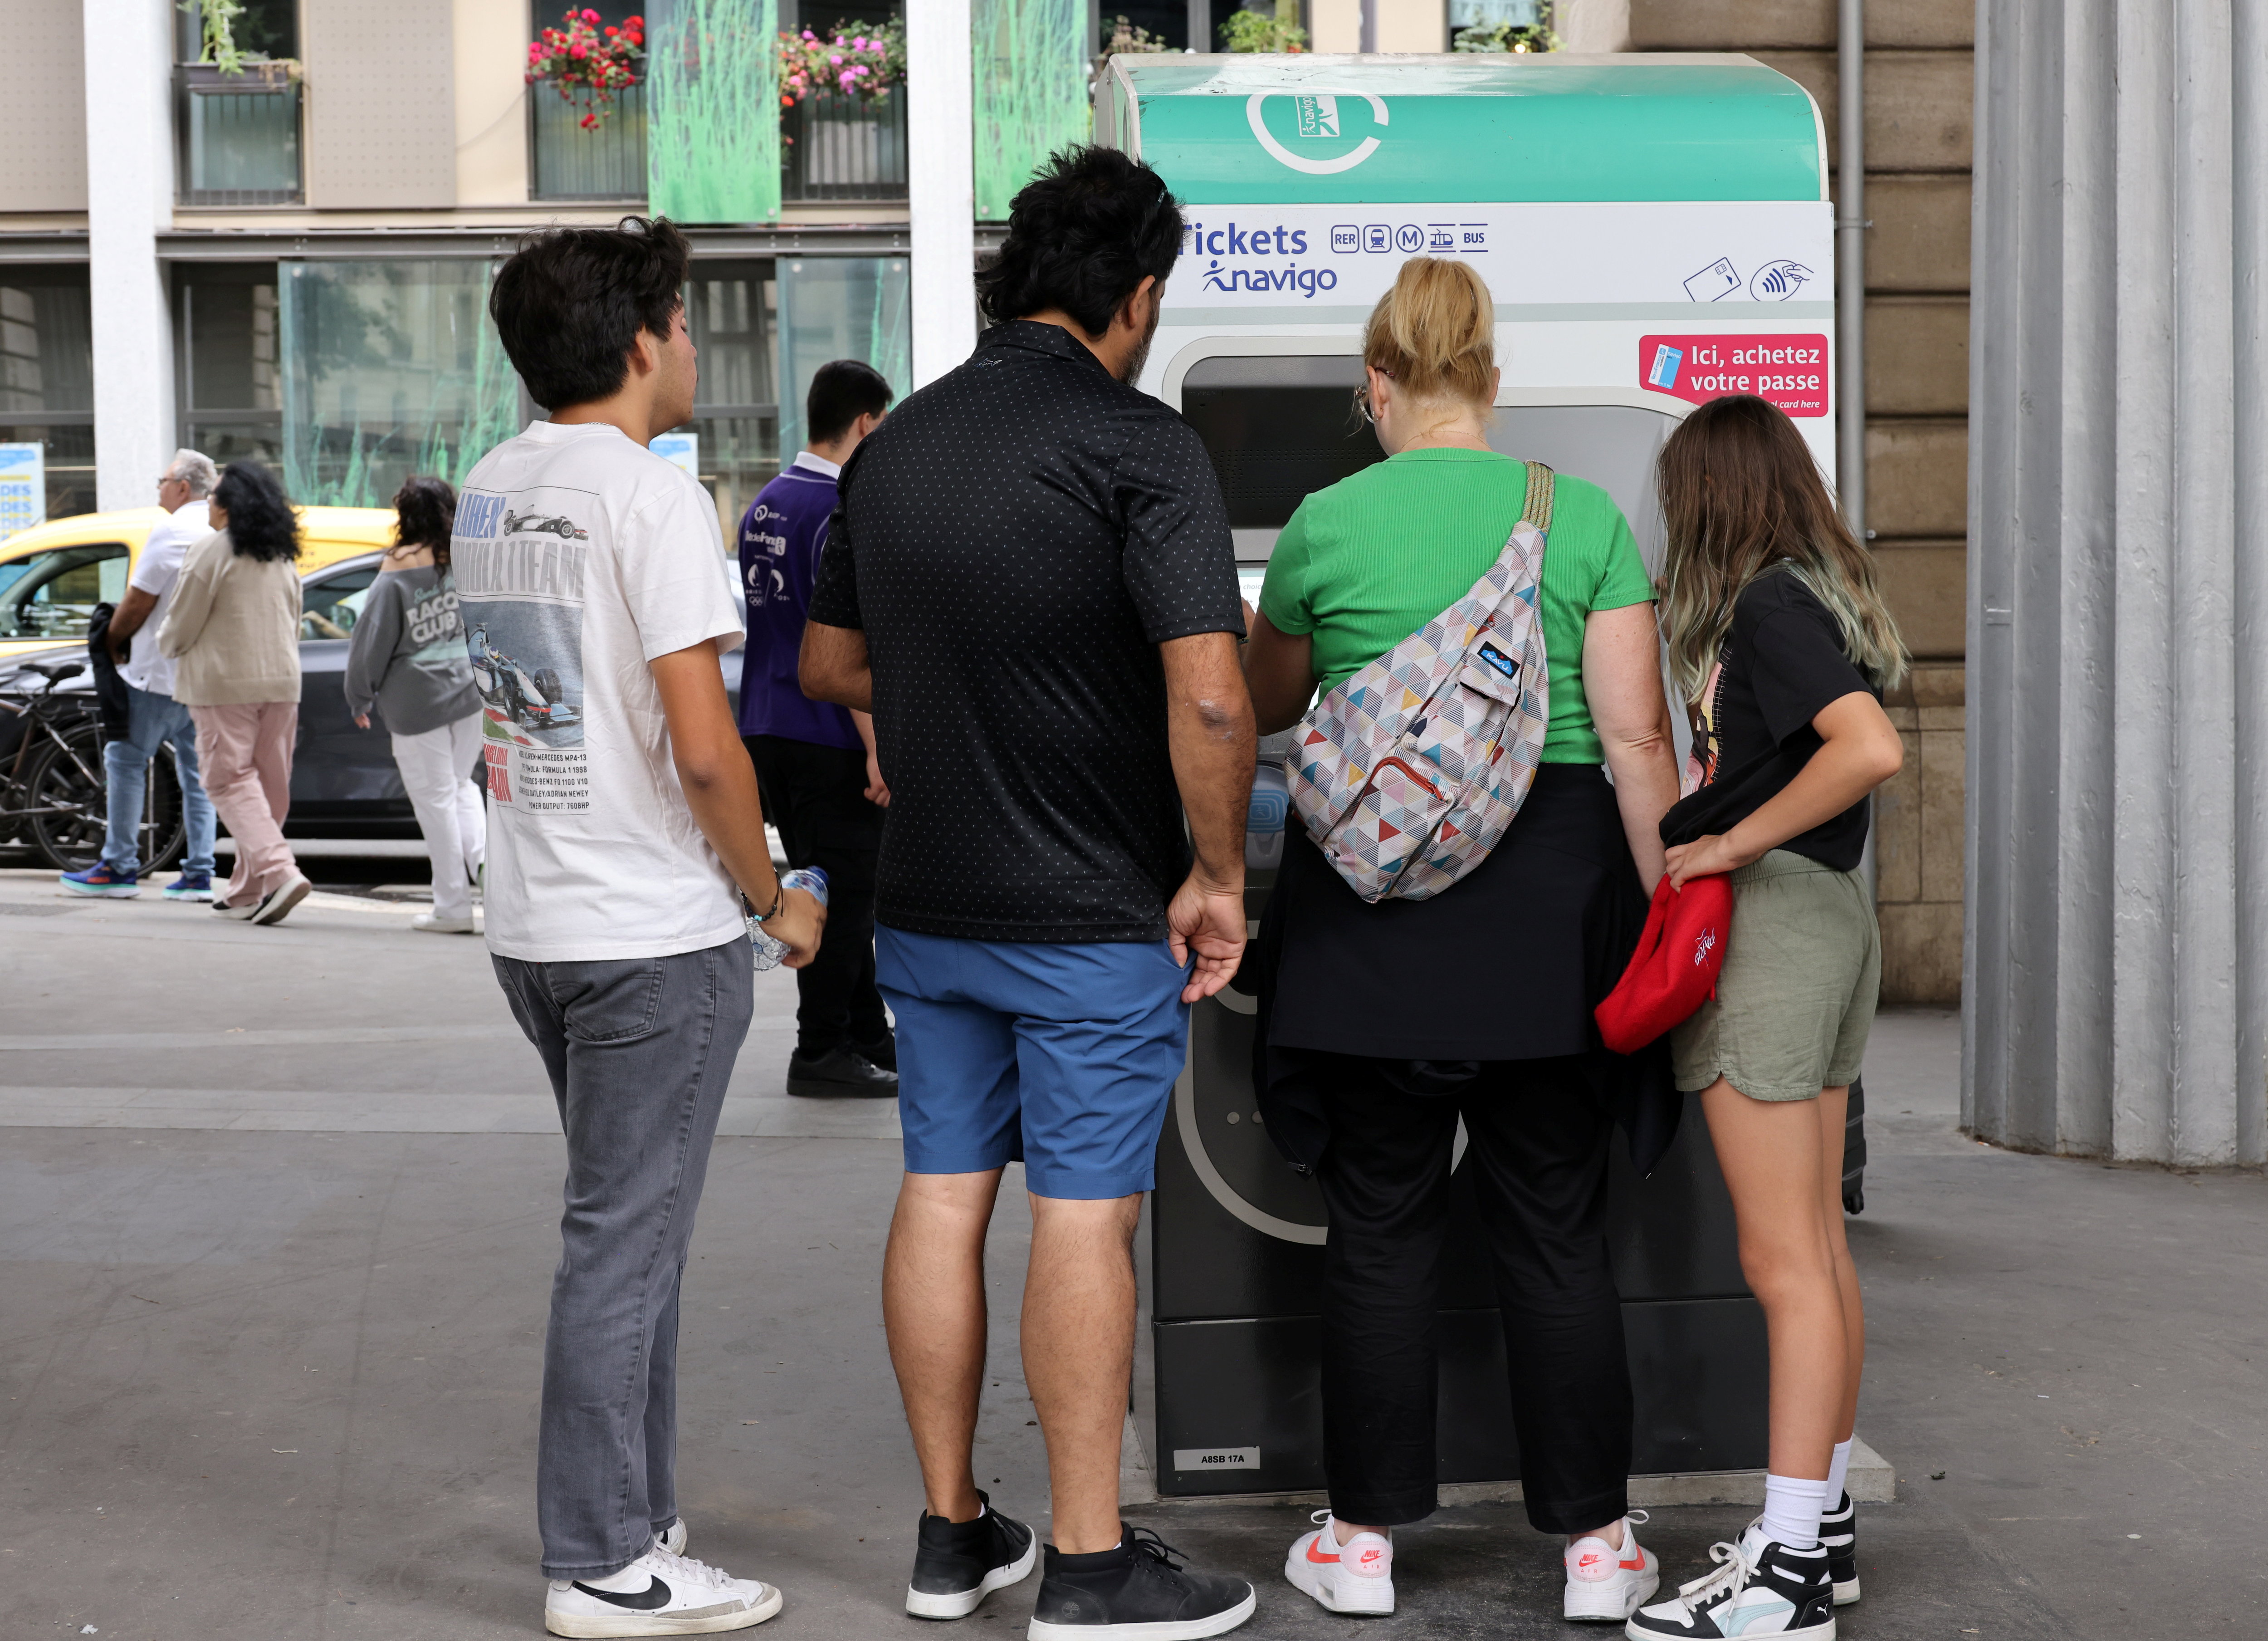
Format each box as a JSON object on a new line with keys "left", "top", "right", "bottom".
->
{"left": 1137, "top": 983, "right": 1769, "bottom": 1498}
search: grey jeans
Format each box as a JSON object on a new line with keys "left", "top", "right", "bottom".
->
{"left": 493, "top": 936, "right": 754, "bottom": 1580}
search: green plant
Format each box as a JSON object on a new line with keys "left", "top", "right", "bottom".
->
{"left": 1452, "top": 20, "right": 1558, "bottom": 51}
{"left": 649, "top": 0, "right": 781, "bottom": 224}
{"left": 777, "top": 19, "right": 904, "bottom": 108}
{"left": 973, "top": 0, "right": 1090, "bottom": 220}
{"left": 1099, "top": 15, "right": 1169, "bottom": 56}
{"left": 527, "top": 9, "right": 646, "bottom": 131}
{"left": 1219, "top": 4, "right": 1307, "bottom": 52}
{"left": 178, "top": 0, "right": 294, "bottom": 77}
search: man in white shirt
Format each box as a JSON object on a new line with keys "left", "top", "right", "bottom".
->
{"left": 470, "top": 216, "right": 824, "bottom": 1639}
{"left": 58, "top": 449, "right": 221, "bottom": 901}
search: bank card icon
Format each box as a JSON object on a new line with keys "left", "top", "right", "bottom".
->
{"left": 1683, "top": 257, "right": 1741, "bottom": 301}
{"left": 1646, "top": 344, "right": 1685, "bottom": 390}
{"left": 1364, "top": 224, "right": 1393, "bottom": 252}
{"left": 1331, "top": 224, "right": 1360, "bottom": 253}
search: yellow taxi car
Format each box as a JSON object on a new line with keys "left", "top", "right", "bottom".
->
{"left": 0, "top": 504, "right": 396, "bottom": 662}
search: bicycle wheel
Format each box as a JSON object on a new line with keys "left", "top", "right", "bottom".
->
{"left": 22, "top": 714, "right": 110, "bottom": 872}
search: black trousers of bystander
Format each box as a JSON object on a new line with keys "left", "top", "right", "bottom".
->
{"left": 1314, "top": 1053, "right": 1633, "bottom": 1535}
{"left": 743, "top": 733, "right": 889, "bottom": 1058}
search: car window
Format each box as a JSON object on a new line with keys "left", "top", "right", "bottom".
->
{"left": 301, "top": 564, "right": 380, "bottom": 641}
{"left": 0, "top": 545, "right": 131, "bottom": 641}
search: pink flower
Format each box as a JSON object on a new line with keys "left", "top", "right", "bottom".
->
{"left": 853, "top": 35, "right": 868, "bottom": 48}
{"left": 569, "top": 41, "right": 587, "bottom": 57}
{"left": 581, "top": 7, "right": 599, "bottom": 20}
{"left": 829, "top": 53, "right": 841, "bottom": 64}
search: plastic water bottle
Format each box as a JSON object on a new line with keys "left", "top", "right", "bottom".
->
{"left": 749, "top": 867, "right": 829, "bottom": 970}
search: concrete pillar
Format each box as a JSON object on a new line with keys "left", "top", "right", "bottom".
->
{"left": 83, "top": 0, "right": 174, "bottom": 512}
{"left": 906, "top": 0, "right": 976, "bottom": 390}
{"left": 1967, "top": 0, "right": 2268, "bottom": 1163}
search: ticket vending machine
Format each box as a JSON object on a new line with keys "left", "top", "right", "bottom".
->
{"left": 1097, "top": 52, "right": 1838, "bottom": 1497}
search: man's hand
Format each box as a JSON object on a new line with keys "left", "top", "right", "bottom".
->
{"left": 760, "top": 885, "right": 827, "bottom": 968}
{"left": 1166, "top": 872, "right": 1246, "bottom": 1003}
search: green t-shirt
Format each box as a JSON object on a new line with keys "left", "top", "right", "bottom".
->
{"left": 1257, "top": 448, "right": 1656, "bottom": 764}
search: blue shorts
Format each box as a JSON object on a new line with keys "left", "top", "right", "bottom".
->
{"left": 875, "top": 927, "right": 1192, "bottom": 1200}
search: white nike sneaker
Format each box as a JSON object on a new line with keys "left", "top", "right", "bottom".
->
{"left": 1564, "top": 1512, "right": 1660, "bottom": 1621}
{"left": 543, "top": 1544, "right": 782, "bottom": 1637}
{"left": 656, "top": 1520, "right": 688, "bottom": 1557}
{"left": 1284, "top": 1509, "right": 1394, "bottom": 1615}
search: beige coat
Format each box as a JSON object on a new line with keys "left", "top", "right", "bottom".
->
{"left": 155, "top": 529, "right": 303, "bottom": 705}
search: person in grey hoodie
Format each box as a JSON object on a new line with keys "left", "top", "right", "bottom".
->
{"left": 346, "top": 475, "right": 485, "bottom": 933}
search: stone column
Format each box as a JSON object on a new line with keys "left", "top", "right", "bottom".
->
{"left": 83, "top": 0, "right": 175, "bottom": 511}
{"left": 1967, "top": 0, "right": 2268, "bottom": 1163}
{"left": 907, "top": 0, "right": 976, "bottom": 390}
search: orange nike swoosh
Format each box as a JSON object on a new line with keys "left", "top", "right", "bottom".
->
{"left": 1620, "top": 1553, "right": 1646, "bottom": 1571}
{"left": 1305, "top": 1538, "right": 1340, "bottom": 1566}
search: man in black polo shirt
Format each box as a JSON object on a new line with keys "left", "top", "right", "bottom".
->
{"left": 803, "top": 147, "right": 1257, "bottom": 1638}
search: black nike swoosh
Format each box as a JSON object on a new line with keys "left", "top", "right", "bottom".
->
{"left": 572, "top": 1576, "right": 671, "bottom": 1611}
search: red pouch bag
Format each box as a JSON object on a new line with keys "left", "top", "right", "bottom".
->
{"left": 1594, "top": 873, "right": 1732, "bottom": 1054}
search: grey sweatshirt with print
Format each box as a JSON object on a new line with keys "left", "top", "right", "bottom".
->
{"left": 342, "top": 564, "right": 481, "bottom": 736}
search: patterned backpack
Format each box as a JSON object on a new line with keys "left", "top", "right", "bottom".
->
{"left": 1285, "top": 460, "right": 1555, "bottom": 903}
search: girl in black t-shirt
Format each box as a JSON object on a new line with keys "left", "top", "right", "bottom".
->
{"left": 1628, "top": 396, "right": 1909, "bottom": 1641}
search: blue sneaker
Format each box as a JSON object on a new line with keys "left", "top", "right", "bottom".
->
{"left": 59, "top": 862, "right": 139, "bottom": 898}
{"left": 162, "top": 872, "right": 215, "bottom": 902}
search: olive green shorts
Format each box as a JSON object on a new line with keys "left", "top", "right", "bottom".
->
{"left": 1671, "top": 849, "right": 1881, "bottom": 1103}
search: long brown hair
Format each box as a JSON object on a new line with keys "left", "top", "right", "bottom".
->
{"left": 1655, "top": 394, "right": 1907, "bottom": 704}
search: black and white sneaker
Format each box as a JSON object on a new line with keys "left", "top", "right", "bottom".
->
{"left": 906, "top": 1492, "right": 1037, "bottom": 1619}
{"left": 656, "top": 1519, "right": 688, "bottom": 1558}
{"left": 543, "top": 1543, "right": 782, "bottom": 1636}
{"left": 1625, "top": 1536, "right": 1833, "bottom": 1641}
{"left": 1029, "top": 1527, "right": 1256, "bottom": 1640}
{"left": 1819, "top": 1494, "right": 1858, "bottom": 1606}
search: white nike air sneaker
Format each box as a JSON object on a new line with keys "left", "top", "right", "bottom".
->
{"left": 1284, "top": 1509, "right": 1395, "bottom": 1615}
{"left": 1625, "top": 1536, "right": 1833, "bottom": 1641}
{"left": 543, "top": 1543, "right": 782, "bottom": 1637}
{"left": 1564, "top": 1513, "right": 1660, "bottom": 1621}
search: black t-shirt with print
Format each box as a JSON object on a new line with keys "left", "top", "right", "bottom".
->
{"left": 1661, "top": 570, "right": 1880, "bottom": 871}
{"left": 807, "top": 320, "right": 1243, "bottom": 942}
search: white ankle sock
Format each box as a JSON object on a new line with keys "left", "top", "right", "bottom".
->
{"left": 1824, "top": 1438, "right": 1853, "bottom": 1508}
{"left": 1758, "top": 1473, "right": 1829, "bottom": 1550}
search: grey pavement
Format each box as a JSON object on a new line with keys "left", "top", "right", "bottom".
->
{"left": 0, "top": 863, "right": 2261, "bottom": 1639}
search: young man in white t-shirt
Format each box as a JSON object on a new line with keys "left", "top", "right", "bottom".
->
{"left": 468, "top": 217, "right": 824, "bottom": 1639}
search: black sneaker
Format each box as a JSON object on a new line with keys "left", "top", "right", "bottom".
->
{"left": 905, "top": 1492, "right": 1036, "bottom": 1619}
{"left": 1030, "top": 1527, "right": 1256, "bottom": 1640}
{"left": 1625, "top": 1536, "right": 1833, "bottom": 1640}
{"left": 1820, "top": 1494, "right": 1857, "bottom": 1606}
{"left": 855, "top": 1029, "right": 898, "bottom": 1072}
{"left": 784, "top": 1046, "right": 898, "bottom": 1098}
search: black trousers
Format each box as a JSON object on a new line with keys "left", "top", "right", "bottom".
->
{"left": 743, "top": 734, "right": 888, "bottom": 1055}
{"left": 1315, "top": 1053, "right": 1633, "bottom": 1535}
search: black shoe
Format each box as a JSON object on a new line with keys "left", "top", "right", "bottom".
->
{"left": 1820, "top": 1493, "right": 1858, "bottom": 1606}
{"left": 905, "top": 1491, "right": 1036, "bottom": 1619}
{"left": 1625, "top": 1536, "right": 1833, "bottom": 1640}
{"left": 784, "top": 1046, "right": 898, "bottom": 1098}
{"left": 855, "top": 1029, "right": 897, "bottom": 1073}
{"left": 1030, "top": 1527, "right": 1256, "bottom": 1640}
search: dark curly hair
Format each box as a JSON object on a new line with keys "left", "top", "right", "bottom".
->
{"left": 489, "top": 216, "right": 692, "bottom": 411}
{"left": 214, "top": 461, "right": 301, "bottom": 564}
{"left": 974, "top": 147, "right": 1183, "bottom": 337}
{"left": 392, "top": 475, "right": 457, "bottom": 568}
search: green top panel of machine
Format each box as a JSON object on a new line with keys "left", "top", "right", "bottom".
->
{"left": 1105, "top": 54, "right": 1826, "bottom": 205}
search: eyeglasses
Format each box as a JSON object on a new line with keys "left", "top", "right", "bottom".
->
{"left": 1352, "top": 367, "right": 1396, "bottom": 426}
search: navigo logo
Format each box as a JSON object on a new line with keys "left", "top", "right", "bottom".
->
{"left": 1246, "top": 91, "right": 1389, "bottom": 175}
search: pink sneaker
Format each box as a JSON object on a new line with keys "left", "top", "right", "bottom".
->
{"left": 1284, "top": 1510, "right": 1394, "bottom": 1615}
{"left": 1563, "top": 1511, "right": 1659, "bottom": 1621}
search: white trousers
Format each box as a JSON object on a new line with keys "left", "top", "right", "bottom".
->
{"left": 391, "top": 714, "right": 487, "bottom": 919}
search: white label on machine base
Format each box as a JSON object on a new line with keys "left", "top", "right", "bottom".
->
{"left": 1173, "top": 1446, "right": 1262, "bottom": 1472}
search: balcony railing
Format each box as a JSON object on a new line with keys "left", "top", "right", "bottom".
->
{"left": 531, "top": 83, "right": 650, "bottom": 202}
{"left": 783, "top": 92, "right": 908, "bottom": 202}
{"left": 175, "top": 64, "right": 302, "bottom": 206}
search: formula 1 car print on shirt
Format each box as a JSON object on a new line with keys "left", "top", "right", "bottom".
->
{"left": 454, "top": 487, "right": 591, "bottom": 813}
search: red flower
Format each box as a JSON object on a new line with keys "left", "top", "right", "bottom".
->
{"left": 581, "top": 8, "right": 600, "bottom": 21}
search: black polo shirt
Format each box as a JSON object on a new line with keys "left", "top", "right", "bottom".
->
{"left": 807, "top": 319, "right": 1242, "bottom": 942}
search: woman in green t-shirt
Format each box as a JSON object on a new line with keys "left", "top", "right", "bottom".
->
{"left": 1241, "top": 258, "right": 1682, "bottom": 1625}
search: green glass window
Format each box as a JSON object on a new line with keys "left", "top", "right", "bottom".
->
{"left": 776, "top": 257, "right": 909, "bottom": 454}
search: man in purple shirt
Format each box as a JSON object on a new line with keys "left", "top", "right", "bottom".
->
{"left": 739, "top": 359, "right": 896, "bottom": 1096}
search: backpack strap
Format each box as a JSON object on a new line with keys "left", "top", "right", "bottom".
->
{"left": 1521, "top": 460, "right": 1557, "bottom": 532}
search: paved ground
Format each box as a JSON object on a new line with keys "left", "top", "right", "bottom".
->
{"left": 1, "top": 861, "right": 2262, "bottom": 1639}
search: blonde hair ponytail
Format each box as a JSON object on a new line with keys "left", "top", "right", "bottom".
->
{"left": 1362, "top": 257, "right": 1495, "bottom": 411}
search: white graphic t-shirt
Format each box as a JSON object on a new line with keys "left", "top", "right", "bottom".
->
{"left": 454, "top": 420, "right": 746, "bottom": 962}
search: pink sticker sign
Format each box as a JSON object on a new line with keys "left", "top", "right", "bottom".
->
{"left": 1639, "top": 334, "right": 1831, "bottom": 418}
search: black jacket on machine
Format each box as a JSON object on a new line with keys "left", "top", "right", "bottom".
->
{"left": 86, "top": 602, "right": 130, "bottom": 742}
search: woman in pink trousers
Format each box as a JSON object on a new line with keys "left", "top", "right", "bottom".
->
{"left": 155, "top": 460, "right": 312, "bottom": 926}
